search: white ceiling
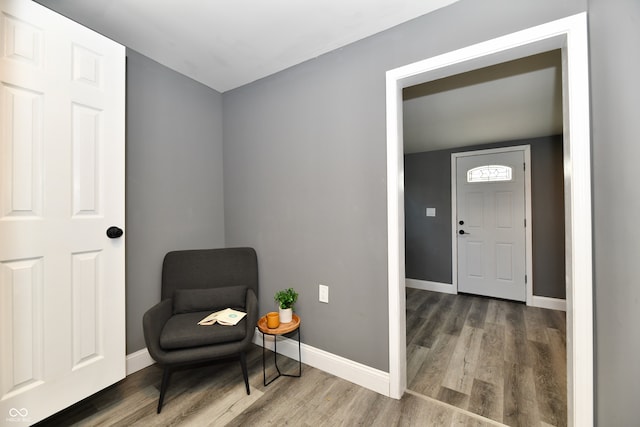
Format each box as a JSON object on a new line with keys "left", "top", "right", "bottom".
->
{"left": 35, "top": 0, "right": 562, "bottom": 152}
{"left": 35, "top": 0, "right": 459, "bottom": 93}
{"left": 403, "top": 50, "right": 563, "bottom": 153}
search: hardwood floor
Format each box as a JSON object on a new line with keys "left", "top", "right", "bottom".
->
{"left": 35, "top": 344, "right": 502, "bottom": 427}
{"left": 34, "top": 290, "right": 565, "bottom": 426}
{"left": 406, "top": 288, "right": 567, "bottom": 427}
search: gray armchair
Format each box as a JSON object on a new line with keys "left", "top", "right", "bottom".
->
{"left": 142, "top": 248, "right": 259, "bottom": 413}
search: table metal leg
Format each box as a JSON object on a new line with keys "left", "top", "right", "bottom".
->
{"left": 262, "top": 327, "right": 302, "bottom": 386}
{"left": 262, "top": 331, "right": 267, "bottom": 386}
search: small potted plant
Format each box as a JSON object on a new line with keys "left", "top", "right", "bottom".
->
{"left": 274, "top": 288, "right": 298, "bottom": 323}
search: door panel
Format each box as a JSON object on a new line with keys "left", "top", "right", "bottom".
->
{"left": 0, "top": 1, "right": 125, "bottom": 423}
{"left": 0, "top": 258, "right": 45, "bottom": 397}
{"left": 456, "top": 150, "right": 526, "bottom": 301}
{"left": 1, "top": 84, "right": 43, "bottom": 218}
{"left": 495, "top": 243, "right": 513, "bottom": 280}
{"left": 72, "top": 103, "right": 102, "bottom": 216}
{"left": 466, "top": 242, "right": 484, "bottom": 278}
{"left": 496, "top": 191, "right": 513, "bottom": 228}
{"left": 466, "top": 192, "right": 484, "bottom": 227}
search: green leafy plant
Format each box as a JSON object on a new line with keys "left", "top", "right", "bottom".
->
{"left": 274, "top": 288, "right": 298, "bottom": 310}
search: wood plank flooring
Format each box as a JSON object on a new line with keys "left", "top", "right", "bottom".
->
{"left": 35, "top": 344, "right": 503, "bottom": 427}
{"left": 34, "top": 289, "right": 565, "bottom": 426}
{"left": 406, "top": 288, "right": 567, "bottom": 427}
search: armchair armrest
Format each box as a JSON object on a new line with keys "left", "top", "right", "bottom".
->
{"left": 244, "top": 288, "right": 259, "bottom": 338}
{"left": 142, "top": 298, "right": 173, "bottom": 362}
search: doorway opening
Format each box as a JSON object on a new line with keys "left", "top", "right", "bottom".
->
{"left": 385, "top": 13, "right": 592, "bottom": 427}
{"left": 404, "top": 89, "right": 565, "bottom": 423}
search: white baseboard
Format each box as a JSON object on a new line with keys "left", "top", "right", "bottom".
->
{"left": 405, "top": 278, "right": 456, "bottom": 294}
{"left": 252, "top": 328, "right": 390, "bottom": 396}
{"left": 406, "top": 278, "right": 566, "bottom": 313}
{"left": 126, "top": 335, "right": 391, "bottom": 398}
{"left": 531, "top": 295, "right": 566, "bottom": 311}
{"left": 126, "top": 347, "right": 155, "bottom": 375}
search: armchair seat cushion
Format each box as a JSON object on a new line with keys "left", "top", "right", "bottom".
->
{"left": 159, "top": 311, "right": 247, "bottom": 350}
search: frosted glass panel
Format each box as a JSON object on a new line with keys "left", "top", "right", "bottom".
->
{"left": 467, "top": 165, "right": 512, "bottom": 182}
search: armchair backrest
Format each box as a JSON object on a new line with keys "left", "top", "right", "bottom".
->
{"left": 161, "top": 247, "right": 258, "bottom": 301}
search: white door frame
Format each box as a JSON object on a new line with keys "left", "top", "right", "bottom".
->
{"left": 385, "top": 13, "right": 592, "bottom": 427}
{"left": 451, "top": 145, "right": 533, "bottom": 305}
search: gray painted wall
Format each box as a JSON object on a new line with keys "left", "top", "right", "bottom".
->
{"left": 222, "top": 0, "right": 587, "bottom": 371}
{"left": 589, "top": 0, "right": 640, "bottom": 424}
{"left": 33, "top": 0, "right": 640, "bottom": 423}
{"left": 405, "top": 136, "right": 566, "bottom": 299}
{"left": 405, "top": 149, "right": 453, "bottom": 284}
{"left": 125, "top": 49, "right": 226, "bottom": 353}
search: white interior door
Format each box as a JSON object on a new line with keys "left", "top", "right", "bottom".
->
{"left": 0, "top": 1, "right": 125, "bottom": 423}
{"left": 455, "top": 149, "right": 526, "bottom": 301}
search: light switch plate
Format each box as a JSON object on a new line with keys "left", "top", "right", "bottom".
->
{"left": 426, "top": 207, "right": 436, "bottom": 217}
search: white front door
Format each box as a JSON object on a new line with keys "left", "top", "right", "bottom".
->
{"left": 455, "top": 149, "right": 527, "bottom": 301}
{"left": 0, "top": 1, "right": 125, "bottom": 424}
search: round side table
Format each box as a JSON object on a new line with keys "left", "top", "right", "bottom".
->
{"left": 257, "top": 314, "right": 301, "bottom": 386}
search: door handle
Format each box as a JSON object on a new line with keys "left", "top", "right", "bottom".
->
{"left": 459, "top": 230, "right": 470, "bottom": 235}
{"left": 106, "top": 226, "right": 124, "bottom": 239}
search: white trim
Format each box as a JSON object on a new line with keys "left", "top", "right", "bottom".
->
{"left": 126, "top": 348, "right": 155, "bottom": 375}
{"left": 125, "top": 333, "right": 390, "bottom": 397}
{"left": 523, "top": 147, "right": 534, "bottom": 307}
{"left": 252, "top": 328, "right": 390, "bottom": 396}
{"left": 407, "top": 278, "right": 566, "bottom": 312}
{"left": 450, "top": 145, "right": 533, "bottom": 305}
{"left": 561, "top": 15, "right": 593, "bottom": 427}
{"left": 531, "top": 296, "right": 567, "bottom": 312}
{"left": 386, "top": 62, "right": 407, "bottom": 400}
{"left": 386, "top": 13, "right": 592, "bottom": 426}
{"left": 450, "top": 154, "right": 458, "bottom": 293}
{"left": 405, "top": 278, "right": 456, "bottom": 295}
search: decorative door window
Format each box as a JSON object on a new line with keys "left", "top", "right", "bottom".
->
{"left": 467, "top": 165, "right": 513, "bottom": 183}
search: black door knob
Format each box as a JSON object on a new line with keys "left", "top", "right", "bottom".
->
{"left": 106, "top": 226, "right": 123, "bottom": 239}
{"left": 459, "top": 230, "right": 466, "bottom": 235}
{"left": 459, "top": 220, "right": 464, "bottom": 225}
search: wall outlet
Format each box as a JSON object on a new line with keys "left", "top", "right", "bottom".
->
{"left": 319, "top": 284, "right": 329, "bottom": 303}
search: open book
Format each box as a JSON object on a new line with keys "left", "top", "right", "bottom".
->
{"left": 198, "top": 308, "right": 247, "bottom": 326}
